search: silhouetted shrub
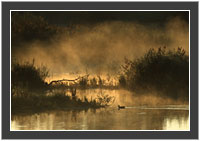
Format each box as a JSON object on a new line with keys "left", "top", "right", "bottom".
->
{"left": 79, "top": 77, "right": 88, "bottom": 88}
{"left": 11, "top": 60, "right": 49, "bottom": 96}
{"left": 98, "top": 75, "right": 106, "bottom": 86}
{"left": 119, "top": 75, "right": 126, "bottom": 87}
{"left": 90, "top": 77, "right": 97, "bottom": 87}
{"left": 96, "top": 93, "right": 115, "bottom": 106}
{"left": 120, "top": 47, "right": 189, "bottom": 100}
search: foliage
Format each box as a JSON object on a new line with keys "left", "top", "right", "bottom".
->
{"left": 96, "top": 93, "right": 115, "bottom": 106}
{"left": 11, "top": 60, "right": 49, "bottom": 96}
{"left": 11, "top": 12, "right": 62, "bottom": 46}
{"left": 119, "top": 47, "right": 189, "bottom": 99}
{"left": 98, "top": 75, "right": 105, "bottom": 86}
{"left": 90, "top": 77, "right": 97, "bottom": 87}
{"left": 119, "top": 75, "right": 126, "bottom": 87}
{"left": 79, "top": 77, "right": 88, "bottom": 88}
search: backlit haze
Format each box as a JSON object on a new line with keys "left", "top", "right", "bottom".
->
{"left": 11, "top": 11, "right": 189, "bottom": 83}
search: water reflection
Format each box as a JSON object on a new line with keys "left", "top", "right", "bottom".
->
{"left": 11, "top": 89, "right": 189, "bottom": 130}
{"left": 11, "top": 108, "right": 189, "bottom": 130}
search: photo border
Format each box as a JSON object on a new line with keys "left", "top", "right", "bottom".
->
{"left": 2, "top": 1, "right": 198, "bottom": 139}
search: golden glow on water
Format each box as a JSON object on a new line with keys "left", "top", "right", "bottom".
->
{"left": 163, "top": 117, "right": 189, "bottom": 130}
{"left": 11, "top": 108, "right": 189, "bottom": 130}
{"left": 11, "top": 89, "right": 189, "bottom": 130}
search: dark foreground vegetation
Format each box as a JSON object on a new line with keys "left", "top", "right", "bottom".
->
{"left": 11, "top": 59, "right": 49, "bottom": 96}
{"left": 11, "top": 91, "right": 106, "bottom": 115}
{"left": 119, "top": 47, "right": 189, "bottom": 100}
{"left": 11, "top": 61, "right": 114, "bottom": 114}
{"left": 11, "top": 47, "right": 189, "bottom": 114}
{"left": 50, "top": 75, "right": 118, "bottom": 90}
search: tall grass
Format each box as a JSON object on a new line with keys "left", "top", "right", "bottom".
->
{"left": 119, "top": 47, "right": 189, "bottom": 100}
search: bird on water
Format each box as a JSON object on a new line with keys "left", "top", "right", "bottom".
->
{"left": 118, "top": 105, "right": 125, "bottom": 109}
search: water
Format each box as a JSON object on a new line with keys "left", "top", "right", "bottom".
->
{"left": 11, "top": 89, "right": 189, "bottom": 130}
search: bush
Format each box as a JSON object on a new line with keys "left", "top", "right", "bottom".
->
{"left": 11, "top": 60, "right": 49, "bottom": 96}
{"left": 96, "top": 93, "right": 115, "bottom": 106}
{"left": 79, "top": 77, "right": 88, "bottom": 88}
{"left": 119, "top": 47, "right": 189, "bottom": 99}
{"left": 90, "top": 77, "right": 97, "bottom": 87}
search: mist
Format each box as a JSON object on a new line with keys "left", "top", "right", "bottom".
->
{"left": 12, "top": 16, "right": 189, "bottom": 81}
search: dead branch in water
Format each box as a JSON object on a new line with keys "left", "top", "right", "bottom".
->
{"left": 49, "top": 74, "right": 89, "bottom": 85}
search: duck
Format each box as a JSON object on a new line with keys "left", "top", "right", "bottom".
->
{"left": 118, "top": 105, "right": 125, "bottom": 109}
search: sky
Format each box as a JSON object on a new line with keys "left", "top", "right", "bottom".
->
{"left": 29, "top": 11, "right": 189, "bottom": 27}
{"left": 32, "top": 11, "right": 189, "bottom": 25}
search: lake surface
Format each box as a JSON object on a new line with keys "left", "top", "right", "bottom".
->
{"left": 11, "top": 89, "right": 189, "bottom": 130}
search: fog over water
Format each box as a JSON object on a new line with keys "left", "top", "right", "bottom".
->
{"left": 12, "top": 16, "right": 188, "bottom": 81}
{"left": 11, "top": 89, "right": 189, "bottom": 130}
{"left": 11, "top": 11, "right": 189, "bottom": 131}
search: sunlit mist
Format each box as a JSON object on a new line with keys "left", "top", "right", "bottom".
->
{"left": 11, "top": 11, "right": 189, "bottom": 130}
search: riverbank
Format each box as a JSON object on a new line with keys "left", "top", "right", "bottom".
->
{"left": 11, "top": 93, "right": 104, "bottom": 115}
